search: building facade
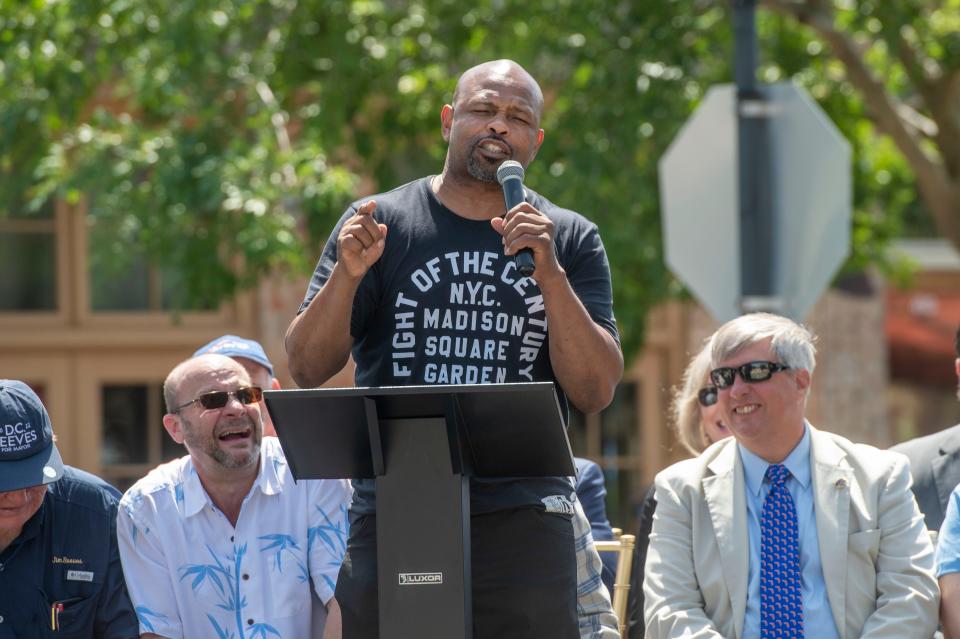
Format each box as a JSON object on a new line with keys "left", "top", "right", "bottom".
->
{"left": 4, "top": 202, "right": 958, "bottom": 529}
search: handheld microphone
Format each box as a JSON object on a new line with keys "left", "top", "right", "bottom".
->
{"left": 495, "top": 160, "right": 536, "bottom": 277}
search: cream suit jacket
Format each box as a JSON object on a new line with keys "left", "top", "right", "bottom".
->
{"left": 643, "top": 426, "right": 939, "bottom": 639}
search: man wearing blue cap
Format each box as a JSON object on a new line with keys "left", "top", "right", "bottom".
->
{"left": 0, "top": 380, "right": 139, "bottom": 638}
{"left": 194, "top": 334, "right": 282, "bottom": 436}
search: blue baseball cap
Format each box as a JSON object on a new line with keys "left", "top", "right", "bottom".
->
{"left": 0, "top": 380, "right": 64, "bottom": 492}
{"left": 193, "top": 335, "right": 274, "bottom": 377}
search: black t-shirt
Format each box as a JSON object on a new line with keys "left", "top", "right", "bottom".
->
{"left": 300, "top": 177, "right": 619, "bottom": 514}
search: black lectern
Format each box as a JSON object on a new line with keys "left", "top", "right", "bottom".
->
{"left": 264, "top": 383, "right": 575, "bottom": 639}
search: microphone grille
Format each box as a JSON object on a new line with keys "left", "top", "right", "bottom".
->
{"left": 496, "top": 160, "right": 524, "bottom": 185}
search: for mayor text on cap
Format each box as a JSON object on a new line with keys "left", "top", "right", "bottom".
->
{"left": 0, "top": 380, "right": 64, "bottom": 492}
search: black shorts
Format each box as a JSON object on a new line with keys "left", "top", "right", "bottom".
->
{"left": 335, "top": 507, "right": 578, "bottom": 639}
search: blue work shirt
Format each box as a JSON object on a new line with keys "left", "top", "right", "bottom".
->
{"left": 740, "top": 424, "right": 840, "bottom": 639}
{"left": 0, "top": 466, "right": 138, "bottom": 638}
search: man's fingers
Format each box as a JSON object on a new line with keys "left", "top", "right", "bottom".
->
{"left": 505, "top": 201, "right": 537, "bottom": 216}
{"left": 343, "top": 222, "right": 378, "bottom": 248}
{"left": 503, "top": 232, "right": 551, "bottom": 256}
{"left": 343, "top": 215, "right": 384, "bottom": 246}
{"left": 501, "top": 222, "right": 552, "bottom": 254}
{"left": 502, "top": 221, "right": 547, "bottom": 243}
{"left": 335, "top": 201, "right": 386, "bottom": 279}
{"left": 502, "top": 205, "right": 547, "bottom": 236}
{"left": 503, "top": 202, "right": 539, "bottom": 223}
{"left": 356, "top": 200, "right": 377, "bottom": 216}
{"left": 339, "top": 234, "right": 367, "bottom": 254}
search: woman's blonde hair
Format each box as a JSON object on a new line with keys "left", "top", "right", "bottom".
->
{"left": 670, "top": 340, "right": 715, "bottom": 456}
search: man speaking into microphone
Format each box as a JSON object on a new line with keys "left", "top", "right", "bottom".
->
{"left": 286, "top": 59, "right": 623, "bottom": 639}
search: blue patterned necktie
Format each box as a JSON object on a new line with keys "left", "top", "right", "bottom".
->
{"left": 760, "top": 463, "right": 804, "bottom": 639}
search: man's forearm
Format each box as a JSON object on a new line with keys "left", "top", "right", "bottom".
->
{"left": 285, "top": 264, "right": 361, "bottom": 388}
{"left": 539, "top": 270, "right": 622, "bottom": 414}
{"left": 321, "top": 597, "right": 342, "bottom": 639}
{"left": 945, "top": 574, "right": 960, "bottom": 639}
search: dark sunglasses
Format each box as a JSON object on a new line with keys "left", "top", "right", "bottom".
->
{"left": 710, "top": 361, "right": 790, "bottom": 389}
{"left": 697, "top": 386, "right": 718, "bottom": 407}
{"left": 174, "top": 386, "right": 263, "bottom": 413}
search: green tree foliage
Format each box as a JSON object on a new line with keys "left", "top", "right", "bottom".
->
{"left": 1, "top": 0, "right": 954, "bottom": 355}
{"left": 764, "top": 0, "right": 960, "bottom": 256}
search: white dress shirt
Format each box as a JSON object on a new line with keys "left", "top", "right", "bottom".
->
{"left": 117, "top": 437, "right": 352, "bottom": 639}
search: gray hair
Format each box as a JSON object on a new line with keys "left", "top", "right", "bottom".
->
{"left": 670, "top": 339, "right": 714, "bottom": 456}
{"left": 711, "top": 313, "right": 816, "bottom": 374}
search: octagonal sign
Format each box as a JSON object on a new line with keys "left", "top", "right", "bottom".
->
{"left": 659, "top": 82, "right": 851, "bottom": 322}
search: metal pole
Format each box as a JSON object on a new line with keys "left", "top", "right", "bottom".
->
{"left": 733, "top": 0, "right": 779, "bottom": 313}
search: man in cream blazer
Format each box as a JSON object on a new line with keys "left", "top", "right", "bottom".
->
{"left": 644, "top": 314, "right": 939, "bottom": 639}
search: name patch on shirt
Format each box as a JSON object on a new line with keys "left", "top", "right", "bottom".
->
{"left": 66, "top": 570, "right": 94, "bottom": 582}
{"left": 52, "top": 556, "right": 84, "bottom": 565}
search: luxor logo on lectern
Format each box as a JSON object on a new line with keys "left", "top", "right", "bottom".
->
{"left": 398, "top": 572, "right": 443, "bottom": 585}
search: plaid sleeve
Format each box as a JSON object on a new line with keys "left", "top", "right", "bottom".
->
{"left": 571, "top": 496, "right": 620, "bottom": 638}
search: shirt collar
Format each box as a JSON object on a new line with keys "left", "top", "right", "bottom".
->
{"left": 182, "top": 460, "right": 210, "bottom": 518}
{"left": 739, "top": 421, "right": 812, "bottom": 497}
{"left": 181, "top": 443, "right": 284, "bottom": 518}
{"left": 257, "top": 439, "right": 285, "bottom": 497}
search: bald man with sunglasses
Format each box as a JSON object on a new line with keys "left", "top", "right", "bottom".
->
{"left": 116, "top": 355, "right": 352, "bottom": 639}
{"left": 644, "top": 313, "right": 938, "bottom": 639}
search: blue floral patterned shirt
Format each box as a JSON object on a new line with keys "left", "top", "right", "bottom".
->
{"left": 117, "top": 437, "right": 352, "bottom": 639}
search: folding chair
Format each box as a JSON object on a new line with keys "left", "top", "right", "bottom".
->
{"left": 594, "top": 533, "right": 636, "bottom": 637}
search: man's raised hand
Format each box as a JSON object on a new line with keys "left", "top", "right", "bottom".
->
{"left": 337, "top": 200, "right": 387, "bottom": 279}
{"left": 490, "top": 202, "right": 561, "bottom": 281}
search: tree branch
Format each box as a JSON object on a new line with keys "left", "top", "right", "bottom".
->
{"left": 896, "top": 102, "right": 938, "bottom": 140}
{"left": 761, "top": 0, "right": 960, "bottom": 249}
{"left": 880, "top": 12, "right": 960, "bottom": 178}
{"left": 887, "top": 21, "right": 935, "bottom": 102}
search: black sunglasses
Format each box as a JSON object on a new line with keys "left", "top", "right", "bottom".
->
{"left": 709, "top": 361, "right": 790, "bottom": 389}
{"left": 174, "top": 386, "right": 263, "bottom": 413}
{"left": 697, "top": 386, "right": 718, "bottom": 407}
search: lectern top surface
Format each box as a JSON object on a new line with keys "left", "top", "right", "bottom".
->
{"left": 263, "top": 382, "right": 574, "bottom": 480}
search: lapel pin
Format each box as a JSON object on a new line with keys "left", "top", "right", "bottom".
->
{"left": 835, "top": 478, "right": 848, "bottom": 489}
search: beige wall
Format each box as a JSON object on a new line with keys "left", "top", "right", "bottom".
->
{"left": 255, "top": 273, "right": 356, "bottom": 389}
